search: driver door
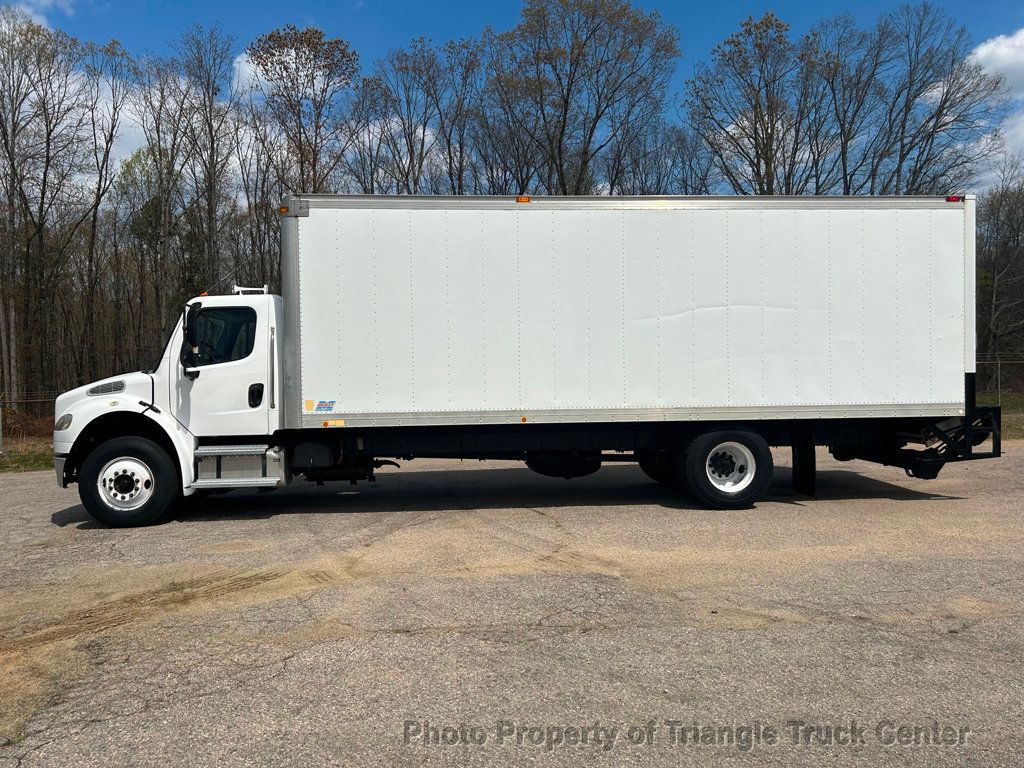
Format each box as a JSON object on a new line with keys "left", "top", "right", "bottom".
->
{"left": 170, "top": 299, "right": 272, "bottom": 437}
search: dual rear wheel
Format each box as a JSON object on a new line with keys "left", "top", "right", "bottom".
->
{"left": 640, "top": 429, "right": 773, "bottom": 509}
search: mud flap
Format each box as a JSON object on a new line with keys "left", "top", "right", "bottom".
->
{"left": 792, "top": 439, "right": 816, "bottom": 496}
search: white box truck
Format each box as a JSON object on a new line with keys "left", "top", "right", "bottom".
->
{"left": 53, "top": 194, "right": 1000, "bottom": 526}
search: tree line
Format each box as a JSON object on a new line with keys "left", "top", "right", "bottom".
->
{"left": 0, "top": 0, "right": 1020, "bottom": 407}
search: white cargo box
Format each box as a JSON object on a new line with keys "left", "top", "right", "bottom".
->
{"left": 280, "top": 195, "right": 974, "bottom": 429}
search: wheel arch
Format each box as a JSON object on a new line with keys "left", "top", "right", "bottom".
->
{"left": 66, "top": 412, "right": 189, "bottom": 489}
{"left": 650, "top": 421, "right": 779, "bottom": 450}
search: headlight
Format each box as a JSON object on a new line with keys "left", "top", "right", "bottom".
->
{"left": 54, "top": 413, "right": 73, "bottom": 431}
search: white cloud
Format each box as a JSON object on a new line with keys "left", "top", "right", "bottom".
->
{"left": 973, "top": 27, "right": 1024, "bottom": 100}
{"left": 232, "top": 52, "right": 257, "bottom": 93}
{"left": 1002, "top": 109, "right": 1024, "bottom": 157}
{"left": 111, "top": 113, "right": 146, "bottom": 165}
{"left": 972, "top": 27, "right": 1024, "bottom": 158}
{"left": 16, "top": 0, "right": 76, "bottom": 26}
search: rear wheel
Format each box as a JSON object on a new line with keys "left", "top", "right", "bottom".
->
{"left": 678, "top": 430, "right": 773, "bottom": 509}
{"left": 78, "top": 437, "right": 178, "bottom": 527}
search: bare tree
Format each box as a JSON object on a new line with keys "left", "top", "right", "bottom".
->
{"left": 687, "top": 13, "right": 830, "bottom": 195}
{"left": 977, "top": 156, "right": 1024, "bottom": 384}
{"left": 862, "top": 3, "right": 1006, "bottom": 194}
{"left": 690, "top": 4, "right": 1009, "bottom": 196}
{"left": 178, "top": 24, "right": 238, "bottom": 288}
{"left": 17, "top": 24, "right": 97, "bottom": 391}
{"left": 344, "top": 76, "right": 391, "bottom": 194}
{"left": 488, "top": 0, "right": 679, "bottom": 195}
{"left": 235, "top": 95, "right": 283, "bottom": 286}
{"left": 0, "top": 5, "right": 38, "bottom": 402}
{"left": 472, "top": 38, "right": 543, "bottom": 195}
{"left": 130, "top": 54, "right": 193, "bottom": 331}
{"left": 76, "top": 40, "right": 132, "bottom": 381}
{"left": 603, "top": 119, "right": 715, "bottom": 195}
{"left": 426, "top": 39, "right": 483, "bottom": 195}
{"left": 246, "top": 25, "right": 359, "bottom": 193}
{"left": 811, "top": 14, "right": 894, "bottom": 194}
{"left": 374, "top": 38, "right": 438, "bottom": 194}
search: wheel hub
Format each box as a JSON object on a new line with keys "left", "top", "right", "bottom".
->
{"left": 708, "top": 451, "right": 738, "bottom": 478}
{"left": 97, "top": 457, "right": 155, "bottom": 511}
{"left": 705, "top": 441, "right": 756, "bottom": 494}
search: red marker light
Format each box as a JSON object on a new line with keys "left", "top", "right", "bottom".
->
{"left": 946, "top": 195, "right": 964, "bottom": 202}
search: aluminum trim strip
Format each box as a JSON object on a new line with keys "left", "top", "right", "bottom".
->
{"left": 290, "top": 194, "right": 967, "bottom": 212}
{"left": 300, "top": 403, "right": 965, "bottom": 428}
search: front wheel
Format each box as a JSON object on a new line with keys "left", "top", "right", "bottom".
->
{"left": 678, "top": 430, "right": 773, "bottom": 509}
{"left": 78, "top": 437, "right": 178, "bottom": 527}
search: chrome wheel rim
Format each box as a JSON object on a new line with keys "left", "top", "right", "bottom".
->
{"left": 705, "top": 442, "right": 755, "bottom": 493}
{"left": 97, "top": 457, "right": 155, "bottom": 511}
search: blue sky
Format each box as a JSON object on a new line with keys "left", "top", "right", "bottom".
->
{"left": 18, "top": 0, "right": 1024, "bottom": 154}
{"left": 23, "top": 0, "right": 1024, "bottom": 88}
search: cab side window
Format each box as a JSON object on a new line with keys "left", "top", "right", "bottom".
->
{"left": 181, "top": 307, "right": 257, "bottom": 367}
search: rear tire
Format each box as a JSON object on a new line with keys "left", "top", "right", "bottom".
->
{"left": 78, "top": 437, "right": 178, "bottom": 527}
{"left": 678, "top": 430, "right": 773, "bottom": 509}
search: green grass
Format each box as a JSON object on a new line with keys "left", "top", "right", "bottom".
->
{"left": 977, "top": 391, "right": 1024, "bottom": 439}
{"left": 0, "top": 439, "right": 52, "bottom": 473}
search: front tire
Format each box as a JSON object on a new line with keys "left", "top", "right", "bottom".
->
{"left": 78, "top": 437, "right": 178, "bottom": 527}
{"left": 678, "top": 430, "right": 773, "bottom": 509}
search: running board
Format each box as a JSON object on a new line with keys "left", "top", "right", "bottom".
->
{"left": 191, "top": 477, "right": 281, "bottom": 489}
{"left": 194, "top": 444, "right": 270, "bottom": 457}
{"left": 191, "top": 445, "right": 287, "bottom": 490}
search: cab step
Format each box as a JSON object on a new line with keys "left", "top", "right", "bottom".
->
{"left": 194, "top": 444, "right": 270, "bottom": 457}
{"left": 191, "top": 477, "right": 281, "bottom": 489}
{"left": 191, "top": 445, "right": 286, "bottom": 489}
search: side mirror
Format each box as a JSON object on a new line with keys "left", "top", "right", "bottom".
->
{"left": 184, "top": 302, "right": 202, "bottom": 348}
{"left": 183, "top": 302, "right": 202, "bottom": 380}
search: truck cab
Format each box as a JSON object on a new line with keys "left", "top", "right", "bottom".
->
{"left": 53, "top": 287, "right": 286, "bottom": 526}
{"left": 169, "top": 291, "right": 283, "bottom": 437}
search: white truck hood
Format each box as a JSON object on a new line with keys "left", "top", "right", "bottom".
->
{"left": 54, "top": 371, "right": 154, "bottom": 418}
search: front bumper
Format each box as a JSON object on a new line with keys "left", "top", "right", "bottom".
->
{"left": 54, "top": 454, "right": 68, "bottom": 487}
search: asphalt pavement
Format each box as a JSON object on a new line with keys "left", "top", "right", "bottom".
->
{"left": 1, "top": 446, "right": 1022, "bottom": 767}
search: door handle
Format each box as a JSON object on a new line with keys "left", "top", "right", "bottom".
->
{"left": 248, "top": 383, "right": 264, "bottom": 408}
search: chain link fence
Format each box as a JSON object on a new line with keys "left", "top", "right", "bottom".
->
{"left": 976, "top": 360, "right": 1024, "bottom": 401}
{"left": 1, "top": 396, "right": 62, "bottom": 452}
{"left": 976, "top": 360, "right": 1024, "bottom": 439}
